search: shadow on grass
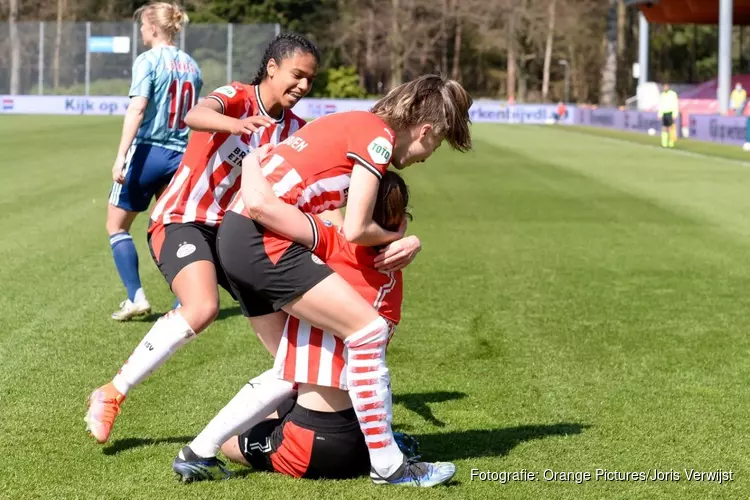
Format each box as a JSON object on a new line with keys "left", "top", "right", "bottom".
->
{"left": 132, "top": 305, "right": 243, "bottom": 324}
{"left": 103, "top": 435, "right": 194, "bottom": 456}
{"left": 229, "top": 423, "right": 587, "bottom": 484}
{"left": 413, "top": 423, "right": 589, "bottom": 461}
{"left": 393, "top": 391, "right": 468, "bottom": 427}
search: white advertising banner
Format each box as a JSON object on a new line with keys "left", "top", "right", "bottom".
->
{"left": 0, "top": 95, "right": 131, "bottom": 115}
{"left": 0, "top": 95, "right": 574, "bottom": 124}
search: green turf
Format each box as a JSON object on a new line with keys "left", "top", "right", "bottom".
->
{"left": 1, "top": 116, "right": 748, "bottom": 499}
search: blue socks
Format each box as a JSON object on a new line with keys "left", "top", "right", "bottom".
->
{"left": 110, "top": 232, "right": 142, "bottom": 302}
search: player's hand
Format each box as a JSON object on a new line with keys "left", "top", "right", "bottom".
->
{"left": 254, "top": 143, "right": 275, "bottom": 163}
{"left": 243, "top": 143, "right": 275, "bottom": 170}
{"left": 111, "top": 155, "right": 126, "bottom": 184}
{"left": 230, "top": 116, "right": 276, "bottom": 135}
{"left": 374, "top": 234, "right": 422, "bottom": 272}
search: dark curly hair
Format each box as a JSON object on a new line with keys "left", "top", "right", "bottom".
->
{"left": 373, "top": 171, "right": 412, "bottom": 232}
{"left": 251, "top": 32, "right": 321, "bottom": 85}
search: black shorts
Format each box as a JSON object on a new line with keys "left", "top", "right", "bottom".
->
{"left": 238, "top": 403, "right": 370, "bottom": 479}
{"left": 662, "top": 112, "right": 674, "bottom": 127}
{"left": 217, "top": 211, "right": 333, "bottom": 317}
{"left": 147, "top": 221, "right": 234, "bottom": 296}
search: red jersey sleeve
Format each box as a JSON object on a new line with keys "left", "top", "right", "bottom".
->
{"left": 346, "top": 114, "right": 395, "bottom": 179}
{"left": 204, "top": 82, "right": 251, "bottom": 119}
{"left": 307, "top": 214, "right": 345, "bottom": 261}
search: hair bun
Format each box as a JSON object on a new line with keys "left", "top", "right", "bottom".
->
{"left": 172, "top": 3, "right": 188, "bottom": 28}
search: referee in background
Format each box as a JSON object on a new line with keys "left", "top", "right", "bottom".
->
{"left": 658, "top": 83, "right": 679, "bottom": 148}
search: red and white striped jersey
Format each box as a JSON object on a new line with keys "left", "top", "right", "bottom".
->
{"left": 149, "top": 83, "right": 305, "bottom": 229}
{"left": 229, "top": 110, "right": 395, "bottom": 216}
{"left": 273, "top": 216, "right": 402, "bottom": 390}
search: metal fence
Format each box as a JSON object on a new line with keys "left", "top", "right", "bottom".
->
{"left": 0, "top": 22, "right": 279, "bottom": 96}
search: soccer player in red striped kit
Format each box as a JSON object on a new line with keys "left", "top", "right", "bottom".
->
{"left": 174, "top": 75, "right": 473, "bottom": 487}
{"left": 86, "top": 33, "right": 421, "bottom": 446}
{"left": 214, "top": 171, "right": 417, "bottom": 480}
{"left": 86, "top": 33, "right": 319, "bottom": 443}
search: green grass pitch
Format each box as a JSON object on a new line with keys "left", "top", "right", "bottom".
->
{"left": 1, "top": 116, "right": 749, "bottom": 499}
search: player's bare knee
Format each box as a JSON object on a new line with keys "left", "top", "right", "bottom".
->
{"left": 219, "top": 439, "right": 235, "bottom": 458}
{"left": 186, "top": 300, "right": 219, "bottom": 331}
{"left": 220, "top": 438, "right": 247, "bottom": 465}
{"left": 105, "top": 218, "right": 125, "bottom": 236}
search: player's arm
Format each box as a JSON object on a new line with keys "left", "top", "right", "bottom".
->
{"left": 111, "top": 97, "right": 148, "bottom": 184}
{"left": 342, "top": 164, "right": 404, "bottom": 246}
{"left": 184, "top": 97, "right": 242, "bottom": 133}
{"left": 240, "top": 145, "right": 317, "bottom": 248}
{"left": 184, "top": 87, "right": 274, "bottom": 135}
{"left": 113, "top": 55, "right": 152, "bottom": 183}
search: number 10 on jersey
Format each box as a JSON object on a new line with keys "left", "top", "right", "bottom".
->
{"left": 168, "top": 80, "right": 195, "bottom": 130}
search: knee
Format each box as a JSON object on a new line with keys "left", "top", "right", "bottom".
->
{"left": 106, "top": 219, "right": 126, "bottom": 237}
{"left": 200, "top": 301, "right": 220, "bottom": 324}
{"left": 219, "top": 439, "right": 234, "bottom": 458}
{"left": 220, "top": 438, "right": 245, "bottom": 465}
{"left": 180, "top": 300, "right": 219, "bottom": 332}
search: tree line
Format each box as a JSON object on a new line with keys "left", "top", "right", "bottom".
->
{"left": 3, "top": 0, "right": 746, "bottom": 103}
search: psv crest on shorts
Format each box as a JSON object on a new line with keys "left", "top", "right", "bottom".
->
{"left": 176, "top": 242, "right": 196, "bottom": 258}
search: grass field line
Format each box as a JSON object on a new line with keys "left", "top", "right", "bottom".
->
{"left": 559, "top": 126, "right": 750, "bottom": 168}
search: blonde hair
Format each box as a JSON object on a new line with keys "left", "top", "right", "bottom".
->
{"left": 371, "top": 75, "right": 473, "bottom": 152}
{"left": 134, "top": 2, "right": 189, "bottom": 42}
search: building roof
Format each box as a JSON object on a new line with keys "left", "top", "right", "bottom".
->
{"left": 627, "top": 0, "right": 750, "bottom": 25}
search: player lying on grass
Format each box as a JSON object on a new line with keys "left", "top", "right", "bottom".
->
{"left": 107, "top": 1, "right": 201, "bottom": 321}
{"left": 177, "top": 171, "right": 426, "bottom": 481}
{"left": 86, "top": 33, "right": 421, "bottom": 445}
{"left": 175, "top": 75, "right": 472, "bottom": 487}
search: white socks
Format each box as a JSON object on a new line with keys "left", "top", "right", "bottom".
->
{"left": 112, "top": 311, "right": 196, "bottom": 395}
{"left": 344, "top": 317, "right": 404, "bottom": 477}
{"left": 188, "top": 369, "right": 296, "bottom": 458}
{"left": 133, "top": 287, "right": 147, "bottom": 305}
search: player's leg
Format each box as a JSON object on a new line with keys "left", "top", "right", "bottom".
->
{"left": 174, "top": 216, "right": 319, "bottom": 467}
{"left": 214, "top": 212, "right": 455, "bottom": 486}
{"left": 184, "top": 312, "right": 296, "bottom": 464}
{"left": 669, "top": 122, "right": 677, "bottom": 148}
{"left": 660, "top": 114, "right": 670, "bottom": 148}
{"left": 173, "top": 224, "right": 314, "bottom": 476}
{"left": 107, "top": 145, "right": 151, "bottom": 320}
{"left": 86, "top": 223, "right": 221, "bottom": 443}
{"left": 282, "top": 277, "right": 456, "bottom": 487}
{"left": 279, "top": 277, "right": 402, "bottom": 473}
{"left": 219, "top": 436, "right": 250, "bottom": 466}
{"left": 219, "top": 396, "right": 295, "bottom": 468}
{"left": 115, "top": 224, "right": 223, "bottom": 387}
{"left": 174, "top": 370, "right": 293, "bottom": 481}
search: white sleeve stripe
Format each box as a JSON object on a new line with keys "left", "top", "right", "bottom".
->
{"left": 304, "top": 213, "right": 319, "bottom": 251}
{"left": 347, "top": 153, "right": 383, "bottom": 179}
{"left": 206, "top": 95, "right": 226, "bottom": 114}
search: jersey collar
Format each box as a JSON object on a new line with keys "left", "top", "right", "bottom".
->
{"left": 255, "top": 85, "right": 285, "bottom": 123}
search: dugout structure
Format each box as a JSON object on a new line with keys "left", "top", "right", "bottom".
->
{"left": 628, "top": 0, "right": 750, "bottom": 114}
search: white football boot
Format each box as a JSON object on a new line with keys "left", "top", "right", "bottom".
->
{"left": 111, "top": 299, "right": 151, "bottom": 321}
